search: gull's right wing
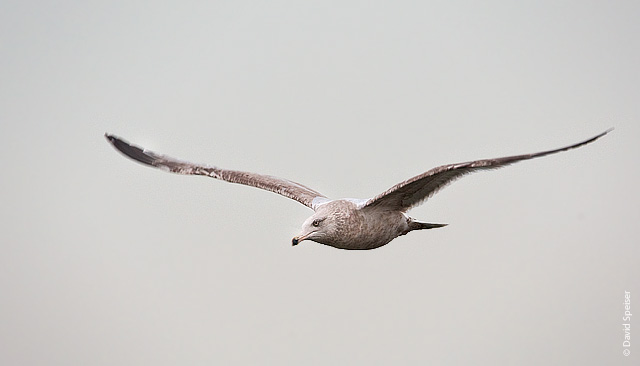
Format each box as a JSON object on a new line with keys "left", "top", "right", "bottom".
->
{"left": 362, "top": 129, "right": 612, "bottom": 212}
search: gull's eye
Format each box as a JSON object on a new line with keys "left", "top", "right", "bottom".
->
{"left": 312, "top": 219, "right": 321, "bottom": 227}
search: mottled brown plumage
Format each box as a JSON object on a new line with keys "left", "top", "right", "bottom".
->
{"left": 105, "top": 134, "right": 325, "bottom": 209}
{"left": 106, "top": 130, "right": 610, "bottom": 250}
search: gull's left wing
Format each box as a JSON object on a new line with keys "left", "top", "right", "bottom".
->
{"left": 363, "top": 129, "right": 611, "bottom": 212}
{"left": 105, "top": 134, "right": 329, "bottom": 210}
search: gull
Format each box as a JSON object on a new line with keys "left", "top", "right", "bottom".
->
{"left": 105, "top": 130, "right": 610, "bottom": 250}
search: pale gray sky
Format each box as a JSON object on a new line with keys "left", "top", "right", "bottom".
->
{"left": 1, "top": 0, "right": 638, "bottom": 365}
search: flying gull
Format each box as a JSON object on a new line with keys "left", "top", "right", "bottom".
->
{"left": 105, "top": 130, "right": 610, "bottom": 250}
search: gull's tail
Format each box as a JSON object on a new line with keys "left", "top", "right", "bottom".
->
{"left": 408, "top": 219, "right": 448, "bottom": 231}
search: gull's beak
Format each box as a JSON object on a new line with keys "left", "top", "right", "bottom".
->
{"left": 292, "top": 232, "right": 312, "bottom": 246}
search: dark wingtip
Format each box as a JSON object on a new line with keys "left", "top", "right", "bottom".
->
{"left": 597, "top": 127, "right": 614, "bottom": 138}
{"left": 575, "top": 128, "right": 614, "bottom": 149}
{"left": 104, "top": 133, "right": 118, "bottom": 147}
{"left": 104, "top": 133, "right": 156, "bottom": 166}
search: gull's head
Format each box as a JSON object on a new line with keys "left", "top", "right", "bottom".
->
{"left": 292, "top": 213, "right": 332, "bottom": 246}
{"left": 292, "top": 201, "right": 352, "bottom": 246}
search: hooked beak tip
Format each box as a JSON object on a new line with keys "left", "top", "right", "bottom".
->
{"left": 292, "top": 231, "right": 315, "bottom": 246}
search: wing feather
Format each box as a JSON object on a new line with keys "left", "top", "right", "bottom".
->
{"left": 105, "top": 134, "right": 328, "bottom": 210}
{"left": 363, "top": 129, "right": 612, "bottom": 211}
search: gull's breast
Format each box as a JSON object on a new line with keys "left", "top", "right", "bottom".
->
{"left": 334, "top": 209, "right": 408, "bottom": 250}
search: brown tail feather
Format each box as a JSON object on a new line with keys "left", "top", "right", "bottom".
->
{"left": 408, "top": 219, "right": 448, "bottom": 231}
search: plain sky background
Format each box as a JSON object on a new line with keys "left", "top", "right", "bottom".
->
{"left": 1, "top": 0, "right": 638, "bottom": 365}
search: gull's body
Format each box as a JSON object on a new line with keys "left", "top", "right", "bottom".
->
{"left": 106, "top": 130, "right": 610, "bottom": 250}
{"left": 298, "top": 200, "right": 409, "bottom": 250}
